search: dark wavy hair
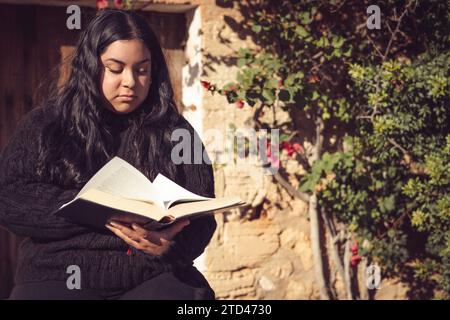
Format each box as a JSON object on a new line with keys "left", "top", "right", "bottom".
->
{"left": 37, "top": 9, "right": 181, "bottom": 188}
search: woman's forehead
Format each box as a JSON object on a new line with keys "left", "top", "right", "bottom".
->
{"left": 101, "top": 39, "right": 151, "bottom": 64}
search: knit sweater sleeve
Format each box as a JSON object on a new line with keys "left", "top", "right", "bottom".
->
{"left": 162, "top": 119, "right": 217, "bottom": 267}
{"left": 0, "top": 107, "right": 92, "bottom": 239}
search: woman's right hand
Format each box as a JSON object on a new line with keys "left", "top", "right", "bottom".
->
{"left": 105, "top": 219, "right": 190, "bottom": 256}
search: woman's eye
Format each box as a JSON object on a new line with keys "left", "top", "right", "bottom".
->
{"left": 108, "top": 68, "right": 122, "bottom": 74}
{"left": 106, "top": 66, "right": 148, "bottom": 75}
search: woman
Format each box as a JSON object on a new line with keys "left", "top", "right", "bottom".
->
{"left": 0, "top": 9, "right": 216, "bottom": 300}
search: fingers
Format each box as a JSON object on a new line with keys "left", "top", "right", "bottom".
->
{"left": 106, "top": 221, "right": 173, "bottom": 256}
{"left": 130, "top": 223, "right": 161, "bottom": 244}
{"left": 105, "top": 224, "right": 142, "bottom": 249}
{"left": 131, "top": 223, "right": 149, "bottom": 238}
{"left": 108, "top": 221, "right": 142, "bottom": 242}
{"left": 144, "top": 238, "right": 172, "bottom": 256}
{"left": 106, "top": 219, "right": 188, "bottom": 256}
{"left": 107, "top": 221, "right": 163, "bottom": 246}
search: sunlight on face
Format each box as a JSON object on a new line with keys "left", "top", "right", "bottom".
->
{"left": 100, "top": 39, "right": 152, "bottom": 114}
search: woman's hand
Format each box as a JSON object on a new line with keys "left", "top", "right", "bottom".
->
{"left": 105, "top": 219, "right": 190, "bottom": 256}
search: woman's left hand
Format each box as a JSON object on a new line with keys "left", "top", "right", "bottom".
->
{"left": 105, "top": 219, "right": 190, "bottom": 256}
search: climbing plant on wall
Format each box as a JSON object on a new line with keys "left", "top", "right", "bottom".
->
{"left": 203, "top": 0, "right": 449, "bottom": 299}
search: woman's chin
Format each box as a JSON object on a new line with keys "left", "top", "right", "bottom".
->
{"left": 109, "top": 103, "right": 139, "bottom": 115}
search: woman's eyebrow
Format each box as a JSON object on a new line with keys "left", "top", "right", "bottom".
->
{"left": 104, "top": 58, "right": 150, "bottom": 65}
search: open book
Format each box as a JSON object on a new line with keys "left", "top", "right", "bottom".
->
{"left": 53, "top": 157, "right": 246, "bottom": 230}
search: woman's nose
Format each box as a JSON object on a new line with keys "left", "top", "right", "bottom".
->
{"left": 122, "top": 69, "right": 136, "bottom": 88}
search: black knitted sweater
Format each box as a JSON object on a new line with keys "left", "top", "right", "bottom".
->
{"left": 0, "top": 106, "right": 216, "bottom": 290}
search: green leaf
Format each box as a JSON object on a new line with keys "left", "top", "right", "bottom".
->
{"left": 223, "top": 82, "right": 237, "bottom": 91}
{"left": 262, "top": 89, "right": 275, "bottom": 103}
{"left": 384, "top": 195, "right": 396, "bottom": 212}
{"left": 285, "top": 72, "right": 304, "bottom": 87}
{"left": 317, "top": 36, "right": 330, "bottom": 48}
{"left": 333, "top": 49, "right": 342, "bottom": 58}
{"left": 343, "top": 47, "right": 352, "bottom": 57}
{"left": 312, "top": 91, "right": 320, "bottom": 100}
{"left": 237, "top": 58, "right": 247, "bottom": 68}
{"left": 332, "top": 36, "right": 345, "bottom": 48}
{"left": 300, "top": 12, "right": 312, "bottom": 25}
{"left": 266, "top": 78, "right": 279, "bottom": 89}
{"left": 295, "top": 25, "right": 308, "bottom": 38}
{"left": 252, "top": 24, "right": 262, "bottom": 33}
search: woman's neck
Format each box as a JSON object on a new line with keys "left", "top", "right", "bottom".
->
{"left": 102, "top": 106, "right": 142, "bottom": 131}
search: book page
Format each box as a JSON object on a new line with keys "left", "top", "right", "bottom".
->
{"left": 77, "top": 157, "right": 165, "bottom": 208}
{"left": 78, "top": 189, "right": 167, "bottom": 220}
{"left": 152, "top": 173, "right": 212, "bottom": 209}
{"left": 166, "top": 196, "right": 244, "bottom": 219}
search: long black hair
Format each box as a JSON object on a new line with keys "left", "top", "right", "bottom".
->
{"left": 37, "top": 9, "right": 181, "bottom": 188}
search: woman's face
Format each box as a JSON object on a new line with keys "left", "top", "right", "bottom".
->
{"left": 100, "top": 39, "right": 152, "bottom": 114}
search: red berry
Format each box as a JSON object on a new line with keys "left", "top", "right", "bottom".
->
{"left": 278, "top": 79, "right": 284, "bottom": 88}
{"left": 236, "top": 100, "right": 245, "bottom": 109}
{"left": 114, "top": 0, "right": 123, "bottom": 8}
{"left": 281, "top": 141, "right": 291, "bottom": 150}
{"left": 292, "top": 143, "right": 302, "bottom": 153}
{"left": 200, "top": 80, "right": 211, "bottom": 90}
{"left": 287, "top": 148, "right": 295, "bottom": 157}
{"left": 350, "top": 255, "right": 362, "bottom": 267}
{"left": 308, "top": 75, "right": 320, "bottom": 84}
{"left": 351, "top": 243, "right": 358, "bottom": 255}
{"left": 281, "top": 141, "right": 296, "bottom": 157}
{"left": 96, "top": 0, "right": 108, "bottom": 9}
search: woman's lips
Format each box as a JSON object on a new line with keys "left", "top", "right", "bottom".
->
{"left": 117, "top": 95, "right": 136, "bottom": 102}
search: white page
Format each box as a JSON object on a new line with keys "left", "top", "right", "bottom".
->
{"left": 77, "top": 156, "right": 165, "bottom": 208}
{"left": 152, "top": 173, "right": 212, "bottom": 209}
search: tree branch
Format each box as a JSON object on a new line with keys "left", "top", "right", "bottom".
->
{"left": 387, "top": 137, "right": 410, "bottom": 156}
{"left": 382, "top": 1, "right": 412, "bottom": 60}
{"left": 273, "top": 172, "right": 310, "bottom": 202}
{"left": 366, "top": 34, "right": 384, "bottom": 59}
{"left": 309, "top": 115, "right": 331, "bottom": 299}
{"left": 343, "top": 235, "right": 353, "bottom": 300}
{"left": 322, "top": 210, "right": 353, "bottom": 299}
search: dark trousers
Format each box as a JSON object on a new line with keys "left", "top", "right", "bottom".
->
{"left": 8, "top": 267, "right": 215, "bottom": 300}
